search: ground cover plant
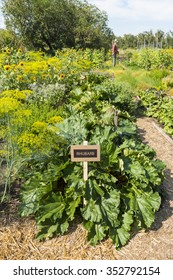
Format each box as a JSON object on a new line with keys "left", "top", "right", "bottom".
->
{"left": 0, "top": 47, "right": 167, "bottom": 248}
{"left": 139, "top": 88, "right": 173, "bottom": 137}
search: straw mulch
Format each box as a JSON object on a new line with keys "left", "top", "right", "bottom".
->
{"left": 0, "top": 117, "right": 173, "bottom": 260}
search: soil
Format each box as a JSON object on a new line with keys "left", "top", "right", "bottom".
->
{"left": 0, "top": 117, "right": 173, "bottom": 260}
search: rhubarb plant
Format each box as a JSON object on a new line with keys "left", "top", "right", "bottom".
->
{"left": 19, "top": 107, "right": 165, "bottom": 248}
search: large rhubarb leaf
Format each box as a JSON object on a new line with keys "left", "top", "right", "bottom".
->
{"left": 83, "top": 221, "right": 108, "bottom": 245}
{"left": 36, "top": 193, "right": 65, "bottom": 224}
{"left": 101, "top": 189, "right": 120, "bottom": 227}
{"left": 81, "top": 199, "right": 102, "bottom": 223}
{"left": 136, "top": 192, "right": 161, "bottom": 227}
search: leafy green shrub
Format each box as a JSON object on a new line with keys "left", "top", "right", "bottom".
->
{"left": 162, "top": 73, "right": 173, "bottom": 88}
{"left": 139, "top": 88, "right": 173, "bottom": 137}
{"left": 147, "top": 69, "right": 169, "bottom": 88}
{"left": 92, "top": 80, "right": 136, "bottom": 115}
{"left": 131, "top": 49, "right": 173, "bottom": 70}
{"left": 19, "top": 99, "right": 165, "bottom": 248}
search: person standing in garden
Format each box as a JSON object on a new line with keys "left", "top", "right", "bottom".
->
{"left": 112, "top": 39, "right": 119, "bottom": 66}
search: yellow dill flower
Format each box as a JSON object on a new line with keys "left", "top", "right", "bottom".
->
{"left": 31, "top": 121, "right": 48, "bottom": 133}
{"left": 13, "top": 109, "right": 32, "bottom": 125}
{"left": 47, "top": 126, "right": 60, "bottom": 134}
{"left": 48, "top": 116, "right": 64, "bottom": 124}
{"left": 1, "top": 90, "right": 26, "bottom": 101}
{"left": 1, "top": 90, "right": 15, "bottom": 97}
{"left": 4, "top": 65, "right": 11, "bottom": 71}
{"left": 0, "top": 149, "right": 6, "bottom": 157}
{"left": 0, "top": 97, "right": 20, "bottom": 115}
{"left": 16, "top": 91, "right": 27, "bottom": 100}
{"left": 17, "top": 133, "right": 43, "bottom": 154}
{"left": 18, "top": 109, "right": 32, "bottom": 117}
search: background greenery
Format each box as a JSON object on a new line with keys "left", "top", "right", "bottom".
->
{"left": 1, "top": 0, "right": 173, "bottom": 51}
{"left": 1, "top": 0, "right": 114, "bottom": 52}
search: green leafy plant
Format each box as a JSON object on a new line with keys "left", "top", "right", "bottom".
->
{"left": 19, "top": 108, "right": 165, "bottom": 248}
{"left": 130, "top": 49, "right": 173, "bottom": 70}
{"left": 139, "top": 88, "right": 173, "bottom": 137}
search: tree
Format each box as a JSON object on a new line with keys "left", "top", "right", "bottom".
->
{"left": 118, "top": 34, "right": 137, "bottom": 49}
{"left": 142, "top": 31, "right": 155, "bottom": 48}
{"left": 165, "top": 32, "right": 173, "bottom": 48}
{"left": 154, "top": 30, "right": 164, "bottom": 48}
{"left": 0, "top": 29, "right": 18, "bottom": 49}
{"left": 2, "top": 0, "right": 76, "bottom": 51}
{"left": 2, "top": 0, "right": 114, "bottom": 52}
{"left": 74, "top": 1, "right": 113, "bottom": 49}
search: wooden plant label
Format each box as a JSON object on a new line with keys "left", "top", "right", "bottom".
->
{"left": 71, "top": 145, "right": 100, "bottom": 162}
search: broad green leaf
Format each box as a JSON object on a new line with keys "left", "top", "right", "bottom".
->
{"left": 85, "top": 179, "right": 105, "bottom": 200}
{"left": 47, "top": 224, "right": 58, "bottom": 238}
{"left": 152, "top": 160, "right": 167, "bottom": 173}
{"left": 109, "top": 148, "right": 120, "bottom": 163}
{"left": 89, "top": 170, "right": 118, "bottom": 184}
{"left": 66, "top": 197, "right": 81, "bottom": 220}
{"left": 136, "top": 193, "right": 161, "bottom": 227}
{"left": 60, "top": 221, "right": 69, "bottom": 234}
{"left": 82, "top": 220, "right": 93, "bottom": 231}
{"left": 101, "top": 108, "right": 114, "bottom": 125}
{"left": 91, "top": 224, "right": 108, "bottom": 245}
{"left": 20, "top": 182, "right": 52, "bottom": 217}
{"left": 108, "top": 211, "right": 133, "bottom": 248}
{"left": 85, "top": 179, "right": 95, "bottom": 200}
{"left": 122, "top": 192, "right": 137, "bottom": 212}
{"left": 37, "top": 231, "right": 49, "bottom": 241}
{"left": 37, "top": 201, "right": 65, "bottom": 224}
{"left": 144, "top": 162, "right": 164, "bottom": 185}
{"left": 147, "top": 192, "right": 161, "bottom": 211}
{"left": 81, "top": 199, "right": 102, "bottom": 223}
{"left": 122, "top": 211, "right": 134, "bottom": 231}
{"left": 93, "top": 181, "right": 105, "bottom": 196}
{"left": 130, "top": 161, "right": 146, "bottom": 178}
{"left": 109, "top": 228, "right": 119, "bottom": 247}
{"left": 56, "top": 114, "right": 88, "bottom": 144}
{"left": 136, "top": 196, "right": 153, "bottom": 227}
{"left": 117, "top": 227, "right": 130, "bottom": 246}
{"left": 109, "top": 227, "right": 130, "bottom": 248}
{"left": 84, "top": 221, "right": 108, "bottom": 245}
{"left": 101, "top": 190, "right": 120, "bottom": 227}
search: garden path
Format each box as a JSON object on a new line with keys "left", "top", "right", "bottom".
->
{"left": 115, "top": 117, "right": 173, "bottom": 259}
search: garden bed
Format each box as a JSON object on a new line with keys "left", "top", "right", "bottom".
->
{"left": 0, "top": 117, "right": 173, "bottom": 260}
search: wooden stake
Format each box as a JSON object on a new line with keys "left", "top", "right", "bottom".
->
{"left": 114, "top": 109, "right": 118, "bottom": 127}
{"left": 83, "top": 141, "right": 88, "bottom": 181}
